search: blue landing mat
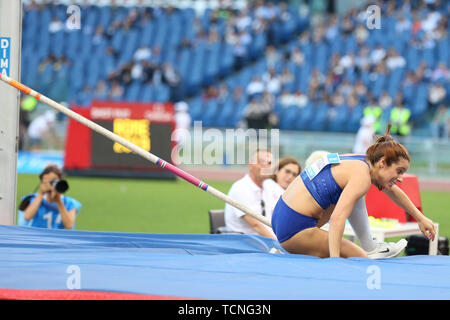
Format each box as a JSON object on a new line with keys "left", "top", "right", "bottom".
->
{"left": 0, "top": 226, "right": 449, "bottom": 299}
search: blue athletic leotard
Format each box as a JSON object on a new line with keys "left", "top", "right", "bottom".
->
{"left": 271, "top": 154, "right": 369, "bottom": 243}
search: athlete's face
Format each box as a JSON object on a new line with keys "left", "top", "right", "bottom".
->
{"left": 275, "top": 163, "right": 300, "bottom": 189}
{"left": 374, "top": 157, "right": 409, "bottom": 190}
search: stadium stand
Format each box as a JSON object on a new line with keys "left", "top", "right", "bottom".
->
{"left": 20, "top": 0, "right": 449, "bottom": 133}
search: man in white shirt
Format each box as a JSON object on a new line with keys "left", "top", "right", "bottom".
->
{"left": 27, "top": 110, "right": 58, "bottom": 150}
{"left": 353, "top": 115, "right": 376, "bottom": 154}
{"left": 224, "top": 149, "right": 277, "bottom": 238}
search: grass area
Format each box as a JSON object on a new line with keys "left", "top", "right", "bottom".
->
{"left": 16, "top": 174, "right": 449, "bottom": 240}
{"left": 16, "top": 174, "right": 233, "bottom": 234}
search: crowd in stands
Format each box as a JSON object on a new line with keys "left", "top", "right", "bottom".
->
{"left": 18, "top": 0, "right": 450, "bottom": 145}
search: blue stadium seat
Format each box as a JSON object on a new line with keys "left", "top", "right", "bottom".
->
{"left": 124, "top": 81, "right": 142, "bottom": 102}
{"left": 153, "top": 84, "right": 170, "bottom": 102}
{"left": 219, "top": 43, "right": 235, "bottom": 77}
{"left": 411, "top": 82, "right": 429, "bottom": 121}
{"left": 98, "top": 6, "right": 112, "bottom": 29}
{"left": 294, "top": 103, "right": 314, "bottom": 130}
{"left": 387, "top": 68, "right": 405, "bottom": 98}
{"left": 202, "top": 99, "right": 220, "bottom": 127}
{"left": 345, "top": 104, "right": 364, "bottom": 133}
{"left": 249, "top": 32, "right": 266, "bottom": 60}
{"left": 437, "top": 36, "right": 449, "bottom": 66}
{"left": 406, "top": 46, "right": 419, "bottom": 71}
{"left": 309, "top": 103, "right": 329, "bottom": 132}
{"left": 188, "top": 95, "right": 203, "bottom": 122}
{"left": 215, "top": 98, "right": 235, "bottom": 128}
{"left": 327, "top": 105, "right": 349, "bottom": 132}
{"left": 140, "top": 21, "right": 155, "bottom": 48}
{"left": 279, "top": 105, "right": 299, "bottom": 130}
{"left": 371, "top": 74, "right": 386, "bottom": 99}
{"left": 140, "top": 84, "right": 155, "bottom": 102}
{"left": 421, "top": 47, "right": 436, "bottom": 69}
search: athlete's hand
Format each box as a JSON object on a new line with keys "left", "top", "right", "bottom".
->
{"left": 418, "top": 216, "right": 436, "bottom": 241}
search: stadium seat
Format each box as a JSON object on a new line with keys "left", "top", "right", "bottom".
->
{"left": 309, "top": 103, "right": 329, "bottom": 132}
{"left": 208, "top": 209, "right": 243, "bottom": 234}
{"left": 294, "top": 103, "right": 314, "bottom": 130}
{"left": 327, "top": 105, "right": 349, "bottom": 132}
{"left": 124, "top": 81, "right": 142, "bottom": 102}
{"left": 140, "top": 84, "right": 155, "bottom": 102}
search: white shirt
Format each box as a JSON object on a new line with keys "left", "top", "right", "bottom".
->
{"left": 262, "top": 178, "right": 284, "bottom": 221}
{"left": 224, "top": 174, "right": 275, "bottom": 235}
{"left": 353, "top": 126, "right": 375, "bottom": 154}
{"left": 173, "top": 111, "right": 191, "bottom": 145}
{"left": 28, "top": 115, "right": 55, "bottom": 139}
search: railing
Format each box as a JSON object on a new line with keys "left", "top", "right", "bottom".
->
{"left": 180, "top": 128, "right": 450, "bottom": 178}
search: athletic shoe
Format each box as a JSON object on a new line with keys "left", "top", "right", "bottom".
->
{"left": 366, "top": 239, "right": 408, "bottom": 259}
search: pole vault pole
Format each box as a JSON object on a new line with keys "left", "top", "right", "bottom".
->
{"left": 0, "top": 73, "right": 272, "bottom": 227}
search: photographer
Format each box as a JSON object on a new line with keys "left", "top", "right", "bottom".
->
{"left": 18, "top": 165, "right": 81, "bottom": 230}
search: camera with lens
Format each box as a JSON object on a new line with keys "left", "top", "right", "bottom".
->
{"left": 50, "top": 179, "right": 69, "bottom": 194}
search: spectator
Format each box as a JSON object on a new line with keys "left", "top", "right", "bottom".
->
{"left": 246, "top": 75, "right": 265, "bottom": 98}
{"left": 93, "top": 80, "right": 108, "bottom": 100}
{"left": 292, "top": 90, "right": 309, "bottom": 108}
{"left": 161, "top": 62, "right": 181, "bottom": 101}
{"left": 279, "top": 89, "right": 296, "bottom": 107}
{"left": 18, "top": 96, "right": 36, "bottom": 151}
{"left": 173, "top": 101, "right": 192, "bottom": 148}
{"left": 78, "top": 85, "right": 93, "bottom": 106}
{"left": 431, "top": 105, "right": 449, "bottom": 141}
{"left": 353, "top": 115, "right": 376, "bottom": 154}
{"left": 262, "top": 67, "right": 281, "bottom": 95}
{"left": 203, "top": 85, "right": 219, "bottom": 102}
{"left": 390, "top": 103, "right": 411, "bottom": 137}
{"left": 134, "top": 45, "right": 152, "bottom": 62}
{"left": 363, "top": 98, "right": 383, "bottom": 133}
{"left": 109, "top": 80, "right": 124, "bottom": 101}
{"left": 355, "top": 46, "right": 371, "bottom": 71}
{"left": 224, "top": 149, "right": 276, "bottom": 238}
{"left": 395, "top": 16, "right": 412, "bottom": 34}
{"left": 244, "top": 96, "right": 271, "bottom": 129}
{"left": 18, "top": 165, "right": 81, "bottom": 229}
{"left": 291, "top": 47, "right": 305, "bottom": 66}
{"left": 431, "top": 63, "right": 449, "bottom": 82}
{"left": 354, "top": 80, "right": 368, "bottom": 102}
{"left": 265, "top": 45, "right": 281, "bottom": 68}
{"left": 27, "top": 110, "right": 59, "bottom": 150}
{"left": 263, "top": 157, "right": 302, "bottom": 220}
{"left": 428, "top": 83, "right": 447, "bottom": 108}
{"left": 379, "top": 91, "right": 393, "bottom": 109}
{"left": 386, "top": 48, "right": 406, "bottom": 70}
{"left": 279, "top": 67, "right": 295, "bottom": 88}
{"left": 48, "top": 17, "right": 64, "bottom": 33}
{"left": 370, "top": 45, "right": 386, "bottom": 65}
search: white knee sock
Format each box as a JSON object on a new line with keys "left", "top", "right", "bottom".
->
{"left": 348, "top": 197, "right": 377, "bottom": 252}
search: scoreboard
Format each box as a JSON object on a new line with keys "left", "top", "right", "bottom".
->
{"left": 64, "top": 101, "right": 176, "bottom": 179}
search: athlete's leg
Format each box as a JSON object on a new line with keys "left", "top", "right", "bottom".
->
{"left": 348, "top": 197, "right": 377, "bottom": 252}
{"left": 347, "top": 197, "right": 408, "bottom": 258}
{"left": 280, "top": 227, "right": 368, "bottom": 258}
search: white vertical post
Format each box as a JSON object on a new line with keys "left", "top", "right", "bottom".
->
{"left": 0, "top": 0, "right": 22, "bottom": 225}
